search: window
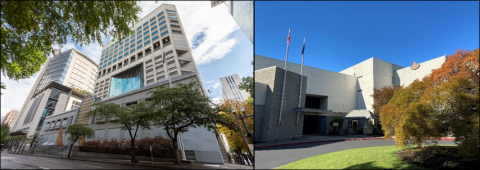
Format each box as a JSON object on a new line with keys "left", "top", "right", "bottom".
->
{"left": 169, "top": 19, "right": 178, "bottom": 23}
{"left": 158, "top": 20, "right": 166, "bottom": 26}
{"left": 137, "top": 40, "right": 142, "bottom": 44}
{"left": 143, "top": 22, "right": 149, "bottom": 26}
{"left": 124, "top": 52, "right": 129, "bottom": 56}
{"left": 144, "top": 40, "right": 150, "bottom": 45}
{"left": 160, "top": 25, "right": 167, "bottom": 31}
{"left": 150, "top": 21, "right": 157, "bottom": 26}
{"left": 172, "top": 30, "right": 182, "bottom": 34}
{"left": 108, "top": 62, "right": 112, "bottom": 65}
{"left": 152, "top": 36, "right": 159, "bottom": 41}
{"left": 167, "top": 11, "right": 176, "bottom": 14}
{"left": 125, "top": 42, "right": 129, "bottom": 46}
{"left": 157, "top": 11, "right": 164, "bottom": 16}
{"left": 151, "top": 26, "right": 157, "bottom": 31}
{"left": 130, "top": 39, "right": 135, "bottom": 43}
{"left": 151, "top": 30, "right": 158, "bottom": 35}
{"left": 130, "top": 49, "right": 135, "bottom": 53}
{"left": 167, "top": 61, "right": 175, "bottom": 65}
{"left": 146, "top": 69, "right": 153, "bottom": 73}
{"left": 137, "top": 26, "right": 142, "bottom": 31}
{"left": 113, "top": 59, "right": 117, "bottom": 62}
{"left": 143, "top": 26, "right": 149, "bottom": 31}
{"left": 119, "top": 46, "right": 123, "bottom": 50}
{"left": 125, "top": 47, "right": 129, "bottom": 51}
{"left": 137, "top": 35, "right": 142, "bottom": 39}
{"left": 143, "top": 30, "right": 149, "bottom": 35}
{"left": 147, "top": 75, "right": 153, "bottom": 79}
{"left": 137, "top": 30, "right": 142, "bottom": 35}
{"left": 137, "top": 45, "right": 143, "bottom": 49}
{"left": 144, "top": 35, "right": 150, "bottom": 40}
{"left": 158, "top": 16, "right": 165, "bottom": 21}
{"left": 150, "top": 17, "right": 156, "bottom": 22}
{"left": 147, "top": 79, "right": 154, "bottom": 84}
{"left": 161, "top": 30, "right": 168, "bottom": 36}
{"left": 168, "top": 15, "right": 177, "bottom": 19}
{"left": 171, "top": 25, "right": 180, "bottom": 28}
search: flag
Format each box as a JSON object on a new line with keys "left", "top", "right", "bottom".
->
{"left": 287, "top": 28, "right": 291, "bottom": 45}
{"left": 162, "top": 48, "right": 166, "bottom": 64}
{"left": 302, "top": 37, "right": 305, "bottom": 55}
{"left": 208, "top": 89, "right": 211, "bottom": 93}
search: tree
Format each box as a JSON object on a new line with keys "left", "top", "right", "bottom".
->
{"left": 1, "top": 1, "right": 142, "bottom": 89}
{"left": 238, "top": 76, "right": 253, "bottom": 104}
{"left": 148, "top": 82, "right": 236, "bottom": 165}
{"left": 1, "top": 124, "right": 9, "bottom": 144}
{"left": 29, "top": 134, "right": 46, "bottom": 154}
{"left": 377, "top": 49, "right": 479, "bottom": 157}
{"left": 217, "top": 99, "right": 253, "bottom": 156}
{"left": 73, "top": 87, "right": 92, "bottom": 95}
{"left": 64, "top": 124, "right": 94, "bottom": 158}
{"left": 1, "top": 82, "right": 5, "bottom": 95}
{"left": 87, "top": 100, "right": 154, "bottom": 163}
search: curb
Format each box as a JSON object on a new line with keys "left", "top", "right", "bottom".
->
{"left": 255, "top": 137, "right": 456, "bottom": 149}
{"left": 6, "top": 153, "right": 208, "bottom": 169}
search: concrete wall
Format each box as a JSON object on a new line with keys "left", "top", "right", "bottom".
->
{"left": 255, "top": 55, "right": 356, "bottom": 113}
{"left": 38, "top": 108, "right": 78, "bottom": 146}
{"left": 254, "top": 82, "right": 267, "bottom": 105}
{"left": 255, "top": 66, "right": 307, "bottom": 142}
{"left": 53, "top": 93, "right": 69, "bottom": 115}
{"left": 395, "top": 56, "right": 446, "bottom": 87}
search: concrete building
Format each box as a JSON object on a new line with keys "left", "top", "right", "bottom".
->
{"left": 219, "top": 74, "right": 249, "bottom": 101}
{"left": 255, "top": 54, "right": 446, "bottom": 142}
{"left": 94, "top": 3, "right": 204, "bottom": 100}
{"left": 2, "top": 109, "right": 20, "bottom": 128}
{"left": 211, "top": 1, "right": 253, "bottom": 44}
{"left": 10, "top": 49, "right": 98, "bottom": 137}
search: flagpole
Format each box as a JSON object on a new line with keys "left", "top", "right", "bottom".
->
{"left": 278, "top": 28, "right": 291, "bottom": 126}
{"left": 162, "top": 46, "right": 185, "bottom": 160}
{"left": 296, "top": 37, "right": 305, "bottom": 126}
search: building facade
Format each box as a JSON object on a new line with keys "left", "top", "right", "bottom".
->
{"left": 94, "top": 3, "right": 204, "bottom": 99}
{"left": 219, "top": 74, "right": 249, "bottom": 101}
{"left": 211, "top": 1, "right": 253, "bottom": 44}
{"left": 10, "top": 49, "right": 98, "bottom": 137}
{"left": 2, "top": 109, "right": 20, "bottom": 128}
{"left": 255, "top": 54, "right": 446, "bottom": 142}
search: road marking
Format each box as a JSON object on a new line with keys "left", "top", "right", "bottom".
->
{"left": 47, "top": 160, "right": 59, "bottom": 163}
{"left": 81, "top": 164, "right": 103, "bottom": 168}
{"left": 39, "top": 166, "right": 49, "bottom": 169}
{"left": 12, "top": 160, "right": 22, "bottom": 163}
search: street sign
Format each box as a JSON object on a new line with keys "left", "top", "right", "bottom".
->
{"left": 149, "top": 145, "right": 152, "bottom": 151}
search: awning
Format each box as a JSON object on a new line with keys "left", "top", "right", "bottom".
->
{"left": 294, "top": 108, "right": 347, "bottom": 117}
{"left": 344, "top": 109, "right": 373, "bottom": 119}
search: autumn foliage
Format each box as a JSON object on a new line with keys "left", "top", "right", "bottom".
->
{"left": 373, "top": 49, "right": 479, "bottom": 157}
{"left": 217, "top": 99, "right": 254, "bottom": 155}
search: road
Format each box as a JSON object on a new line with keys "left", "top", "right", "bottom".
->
{"left": 255, "top": 139, "right": 455, "bottom": 169}
{"left": 1, "top": 152, "right": 152, "bottom": 169}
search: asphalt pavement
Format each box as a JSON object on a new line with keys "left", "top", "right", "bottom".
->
{"left": 255, "top": 139, "right": 456, "bottom": 169}
{"left": 0, "top": 152, "right": 152, "bottom": 169}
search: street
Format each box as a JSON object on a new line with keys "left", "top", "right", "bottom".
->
{"left": 255, "top": 139, "right": 456, "bottom": 169}
{"left": 0, "top": 152, "right": 152, "bottom": 169}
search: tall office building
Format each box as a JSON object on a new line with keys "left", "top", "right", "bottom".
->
{"left": 2, "top": 109, "right": 20, "bottom": 128}
{"left": 219, "top": 74, "right": 249, "bottom": 101}
{"left": 211, "top": 1, "right": 253, "bottom": 44}
{"left": 10, "top": 49, "right": 98, "bottom": 137}
{"left": 94, "top": 3, "right": 205, "bottom": 99}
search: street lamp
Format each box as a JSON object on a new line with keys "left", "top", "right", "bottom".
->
{"left": 231, "top": 107, "right": 254, "bottom": 160}
{"left": 238, "top": 106, "right": 253, "bottom": 142}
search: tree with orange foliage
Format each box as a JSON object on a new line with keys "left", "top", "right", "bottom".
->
{"left": 374, "top": 49, "right": 479, "bottom": 157}
{"left": 217, "top": 99, "right": 254, "bottom": 156}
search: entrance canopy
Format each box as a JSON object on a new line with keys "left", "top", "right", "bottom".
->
{"left": 294, "top": 108, "right": 347, "bottom": 117}
{"left": 344, "top": 109, "right": 373, "bottom": 119}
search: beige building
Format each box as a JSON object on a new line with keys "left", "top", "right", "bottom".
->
{"left": 94, "top": 3, "right": 204, "bottom": 99}
{"left": 10, "top": 49, "right": 98, "bottom": 137}
{"left": 2, "top": 109, "right": 20, "bottom": 128}
{"left": 219, "top": 74, "right": 249, "bottom": 101}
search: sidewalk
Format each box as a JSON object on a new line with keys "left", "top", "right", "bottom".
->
{"left": 255, "top": 135, "right": 456, "bottom": 149}
{"left": 6, "top": 151, "right": 252, "bottom": 169}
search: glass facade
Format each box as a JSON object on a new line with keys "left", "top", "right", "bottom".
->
{"left": 109, "top": 64, "right": 144, "bottom": 97}
{"left": 35, "top": 87, "right": 68, "bottom": 130}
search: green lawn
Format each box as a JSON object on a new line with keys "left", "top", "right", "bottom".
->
{"left": 278, "top": 145, "right": 425, "bottom": 169}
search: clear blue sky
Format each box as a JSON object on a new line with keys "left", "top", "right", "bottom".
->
{"left": 255, "top": 1, "right": 479, "bottom": 72}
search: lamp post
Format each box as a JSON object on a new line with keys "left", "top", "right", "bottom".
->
{"left": 237, "top": 106, "right": 254, "bottom": 143}
{"left": 231, "top": 107, "right": 253, "bottom": 160}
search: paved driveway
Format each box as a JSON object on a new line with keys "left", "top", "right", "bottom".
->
{"left": 255, "top": 139, "right": 455, "bottom": 169}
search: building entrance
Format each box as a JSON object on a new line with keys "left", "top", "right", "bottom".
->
{"left": 302, "top": 115, "right": 326, "bottom": 135}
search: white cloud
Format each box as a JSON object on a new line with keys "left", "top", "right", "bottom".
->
{"left": 1, "top": 1, "right": 242, "bottom": 118}
{"left": 211, "top": 97, "right": 223, "bottom": 105}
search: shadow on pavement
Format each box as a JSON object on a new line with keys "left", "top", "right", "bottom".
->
{"left": 344, "top": 161, "right": 421, "bottom": 169}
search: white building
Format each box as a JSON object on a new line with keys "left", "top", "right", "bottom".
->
{"left": 10, "top": 49, "right": 98, "bottom": 137}
{"left": 254, "top": 54, "right": 446, "bottom": 142}
{"left": 219, "top": 74, "right": 249, "bottom": 101}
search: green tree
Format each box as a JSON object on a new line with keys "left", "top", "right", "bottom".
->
{"left": 1, "top": 82, "right": 5, "bottom": 95}
{"left": 87, "top": 100, "right": 154, "bottom": 163}
{"left": 1, "top": 1, "right": 142, "bottom": 89}
{"left": 1, "top": 124, "right": 10, "bottom": 144}
{"left": 64, "top": 124, "right": 94, "bottom": 158}
{"left": 148, "top": 82, "right": 236, "bottom": 165}
{"left": 238, "top": 76, "right": 253, "bottom": 97}
{"left": 29, "top": 134, "right": 46, "bottom": 154}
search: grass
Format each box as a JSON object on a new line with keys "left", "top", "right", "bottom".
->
{"left": 278, "top": 145, "right": 455, "bottom": 169}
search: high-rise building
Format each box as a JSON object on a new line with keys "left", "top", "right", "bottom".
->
{"left": 10, "top": 49, "right": 98, "bottom": 137}
{"left": 2, "top": 109, "right": 20, "bottom": 128}
{"left": 94, "top": 3, "right": 205, "bottom": 99}
{"left": 211, "top": 1, "right": 253, "bottom": 44}
{"left": 219, "top": 74, "right": 249, "bottom": 101}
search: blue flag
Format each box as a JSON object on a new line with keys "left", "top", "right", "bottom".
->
{"left": 301, "top": 39, "right": 305, "bottom": 55}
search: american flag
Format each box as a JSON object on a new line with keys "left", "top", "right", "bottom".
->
{"left": 287, "top": 28, "right": 291, "bottom": 45}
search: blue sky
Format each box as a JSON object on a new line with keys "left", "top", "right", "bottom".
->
{"left": 1, "top": 2, "right": 252, "bottom": 117}
{"left": 255, "top": 1, "right": 479, "bottom": 72}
